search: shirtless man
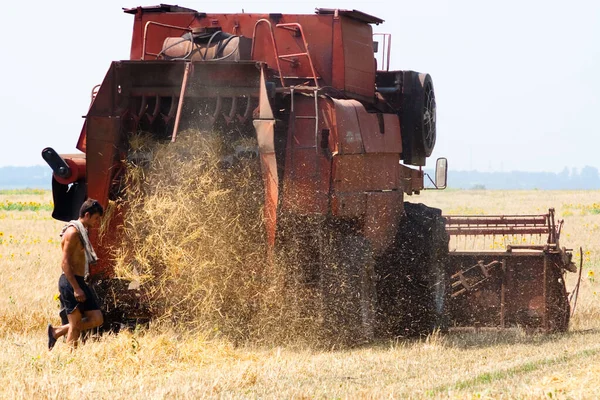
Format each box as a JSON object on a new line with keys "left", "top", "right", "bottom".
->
{"left": 48, "top": 199, "right": 104, "bottom": 349}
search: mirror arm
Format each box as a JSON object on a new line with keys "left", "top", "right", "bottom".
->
{"left": 423, "top": 172, "right": 441, "bottom": 190}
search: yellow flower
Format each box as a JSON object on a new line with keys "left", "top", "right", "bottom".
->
{"left": 0, "top": 232, "right": 3, "bottom": 237}
{"left": 53, "top": 293, "right": 60, "bottom": 301}
{"left": 588, "top": 270, "right": 595, "bottom": 278}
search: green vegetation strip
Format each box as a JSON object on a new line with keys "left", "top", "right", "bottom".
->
{"left": 0, "top": 201, "right": 53, "bottom": 211}
{"left": 427, "top": 347, "right": 600, "bottom": 396}
{"left": 563, "top": 202, "right": 600, "bottom": 215}
{"left": 0, "top": 189, "right": 49, "bottom": 195}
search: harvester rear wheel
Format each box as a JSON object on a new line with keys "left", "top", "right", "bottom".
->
{"left": 375, "top": 202, "right": 449, "bottom": 337}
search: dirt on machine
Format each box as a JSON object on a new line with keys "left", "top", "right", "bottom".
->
{"left": 42, "top": 4, "right": 578, "bottom": 343}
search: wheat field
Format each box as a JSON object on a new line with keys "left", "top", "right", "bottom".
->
{"left": 0, "top": 189, "right": 599, "bottom": 399}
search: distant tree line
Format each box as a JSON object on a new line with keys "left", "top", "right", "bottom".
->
{"left": 425, "top": 166, "right": 600, "bottom": 190}
{"left": 0, "top": 166, "right": 53, "bottom": 189}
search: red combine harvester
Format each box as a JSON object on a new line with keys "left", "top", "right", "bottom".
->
{"left": 42, "top": 5, "right": 576, "bottom": 339}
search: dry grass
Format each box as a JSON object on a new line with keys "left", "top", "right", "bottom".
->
{"left": 109, "top": 131, "right": 320, "bottom": 345}
{"left": 111, "top": 132, "right": 269, "bottom": 338}
{"left": 1, "top": 182, "right": 599, "bottom": 398}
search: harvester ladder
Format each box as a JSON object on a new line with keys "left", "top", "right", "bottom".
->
{"left": 290, "top": 88, "right": 320, "bottom": 180}
{"left": 275, "top": 23, "right": 320, "bottom": 88}
{"left": 450, "top": 260, "right": 502, "bottom": 298}
{"left": 251, "top": 20, "right": 320, "bottom": 88}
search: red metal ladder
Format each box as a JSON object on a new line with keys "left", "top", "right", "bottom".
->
{"left": 275, "top": 23, "right": 320, "bottom": 88}
{"left": 251, "top": 19, "right": 320, "bottom": 88}
{"left": 251, "top": 19, "right": 321, "bottom": 180}
{"left": 278, "top": 23, "right": 321, "bottom": 181}
{"left": 289, "top": 88, "right": 320, "bottom": 180}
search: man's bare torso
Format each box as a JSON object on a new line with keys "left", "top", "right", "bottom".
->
{"left": 61, "top": 226, "right": 86, "bottom": 277}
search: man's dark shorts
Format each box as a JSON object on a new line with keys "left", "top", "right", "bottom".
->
{"left": 58, "top": 274, "right": 100, "bottom": 315}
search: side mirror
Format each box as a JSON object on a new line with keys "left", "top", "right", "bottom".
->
{"left": 435, "top": 157, "right": 448, "bottom": 189}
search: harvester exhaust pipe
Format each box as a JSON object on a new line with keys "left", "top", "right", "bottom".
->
{"left": 41, "top": 147, "right": 86, "bottom": 184}
{"left": 42, "top": 147, "right": 71, "bottom": 179}
{"left": 41, "top": 147, "right": 87, "bottom": 222}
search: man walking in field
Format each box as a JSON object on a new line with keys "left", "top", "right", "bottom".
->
{"left": 47, "top": 198, "right": 104, "bottom": 350}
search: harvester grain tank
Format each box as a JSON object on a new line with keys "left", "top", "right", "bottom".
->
{"left": 42, "top": 5, "right": 576, "bottom": 340}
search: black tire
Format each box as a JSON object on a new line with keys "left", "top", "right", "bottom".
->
{"left": 400, "top": 71, "right": 437, "bottom": 166}
{"left": 375, "top": 202, "right": 449, "bottom": 337}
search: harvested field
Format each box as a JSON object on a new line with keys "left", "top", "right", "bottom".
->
{"left": 0, "top": 188, "right": 599, "bottom": 398}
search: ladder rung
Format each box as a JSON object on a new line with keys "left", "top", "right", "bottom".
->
{"left": 279, "top": 52, "right": 310, "bottom": 59}
{"left": 277, "top": 76, "right": 321, "bottom": 80}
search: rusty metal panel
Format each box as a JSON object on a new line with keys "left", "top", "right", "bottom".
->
{"left": 355, "top": 108, "right": 401, "bottom": 154}
{"left": 91, "top": 209, "right": 124, "bottom": 278}
{"left": 331, "top": 99, "right": 364, "bottom": 154}
{"left": 448, "top": 249, "right": 571, "bottom": 332}
{"left": 85, "top": 117, "right": 121, "bottom": 209}
{"left": 112, "top": 61, "right": 260, "bottom": 98}
{"left": 131, "top": 13, "right": 335, "bottom": 90}
{"left": 76, "top": 122, "right": 87, "bottom": 153}
{"left": 126, "top": 11, "right": 378, "bottom": 101}
{"left": 254, "top": 119, "right": 278, "bottom": 247}
{"left": 83, "top": 62, "right": 127, "bottom": 278}
{"left": 316, "top": 9, "right": 384, "bottom": 25}
{"left": 341, "top": 17, "right": 375, "bottom": 99}
{"left": 291, "top": 100, "right": 317, "bottom": 147}
{"left": 332, "top": 154, "right": 399, "bottom": 192}
{"left": 281, "top": 96, "right": 330, "bottom": 215}
{"left": 123, "top": 5, "right": 199, "bottom": 14}
{"left": 288, "top": 16, "right": 333, "bottom": 87}
{"left": 85, "top": 63, "right": 119, "bottom": 118}
{"left": 398, "top": 164, "right": 424, "bottom": 194}
{"left": 331, "top": 192, "right": 367, "bottom": 217}
{"left": 331, "top": 14, "right": 345, "bottom": 95}
{"left": 282, "top": 149, "right": 329, "bottom": 214}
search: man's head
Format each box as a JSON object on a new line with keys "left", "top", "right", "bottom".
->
{"left": 79, "top": 198, "right": 104, "bottom": 228}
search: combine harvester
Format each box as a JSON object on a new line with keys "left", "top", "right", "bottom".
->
{"left": 42, "top": 4, "right": 577, "bottom": 340}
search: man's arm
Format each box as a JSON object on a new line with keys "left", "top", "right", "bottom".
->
{"left": 61, "top": 227, "right": 86, "bottom": 302}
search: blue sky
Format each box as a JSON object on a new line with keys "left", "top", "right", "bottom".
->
{"left": 1, "top": 0, "right": 598, "bottom": 172}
